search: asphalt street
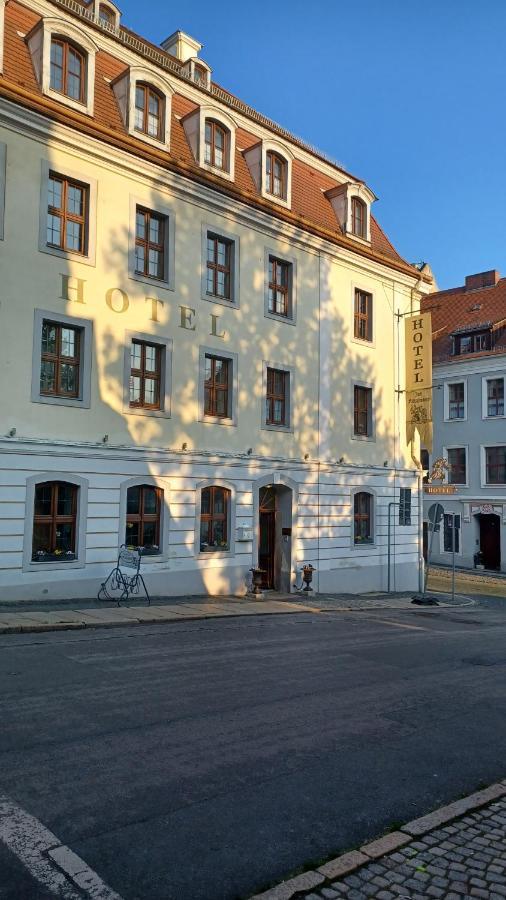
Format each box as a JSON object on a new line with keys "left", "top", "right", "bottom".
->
{"left": 1, "top": 601, "right": 506, "bottom": 900}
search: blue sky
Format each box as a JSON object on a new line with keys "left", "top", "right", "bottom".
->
{"left": 121, "top": 0, "right": 506, "bottom": 289}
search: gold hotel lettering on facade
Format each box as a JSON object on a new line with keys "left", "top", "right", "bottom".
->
{"left": 405, "top": 312, "right": 433, "bottom": 452}
{"left": 60, "top": 275, "right": 228, "bottom": 337}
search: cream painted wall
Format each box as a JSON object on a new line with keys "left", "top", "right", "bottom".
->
{"left": 0, "top": 118, "right": 420, "bottom": 466}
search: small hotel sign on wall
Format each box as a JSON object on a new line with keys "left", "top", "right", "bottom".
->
{"left": 405, "top": 312, "right": 433, "bottom": 452}
{"left": 424, "top": 485, "right": 457, "bottom": 495}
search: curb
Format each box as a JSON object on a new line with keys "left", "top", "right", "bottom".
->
{"left": 0, "top": 606, "right": 312, "bottom": 636}
{"left": 249, "top": 780, "right": 506, "bottom": 900}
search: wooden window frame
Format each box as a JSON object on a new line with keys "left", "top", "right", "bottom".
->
{"left": 135, "top": 206, "right": 166, "bottom": 281}
{"left": 47, "top": 172, "right": 88, "bottom": 255}
{"left": 32, "top": 481, "right": 77, "bottom": 561}
{"left": 268, "top": 256, "right": 290, "bottom": 317}
{"left": 354, "top": 289, "right": 372, "bottom": 341}
{"left": 487, "top": 378, "right": 505, "bottom": 417}
{"left": 351, "top": 197, "right": 367, "bottom": 238}
{"left": 40, "top": 320, "right": 81, "bottom": 399}
{"left": 266, "top": 150, "right": 287, "bottom": 199}
{"left": 125, "top": 485, "right": 162, "bottom": 552}
{"left": 200, "top": 486, "right": 230, "bottom": 551}
{"left": 134, "top": 82, "right": 164, "bottom": 141}
{"left": 204, "top": 354, "right": 230, "bottom": 418}
{"left": 354, "top": 492, "right": 373, "bottom": 544}
{"left": 266, "top": 367, "right": 287, "bottom": 426}
{"left": 206, "top": 234, "right": 232, "bottom": 300}
{"left": 50, "top": 37, "right": 86, "bottom": 104}
{"left": 485, "top": 446, "right": 506, "bottom": 485}
{"left": 447, "top": 447, "right": 467, "bottom": 485}
{"left": 354, "top": 385, "right": 372, "bottom": 437}
{"left": 129, "top": 339, "right": 162, "bottom": 410}
{"left": 204, "top": 119, "right": 228, "bottom": 171}
{"left": 98, "top": 4, "right": 115, "bottom": 25}
{"left": 448, "top": 382, "right": 465, "bottom": 419}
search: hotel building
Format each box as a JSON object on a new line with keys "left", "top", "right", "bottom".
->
{"left": 0, "top": 0, "right": 432, "bottom": 600}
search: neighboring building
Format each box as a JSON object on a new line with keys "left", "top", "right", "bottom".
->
{"left": 422, "top": 270, "right": 506, "bottom": 572}
{"left": 0, "top": 0, "right": 432, "bottom": 601}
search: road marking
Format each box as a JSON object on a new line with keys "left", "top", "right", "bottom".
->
{"left": 373, "top": 619, "right": 430, "bottom": 631}
{"left": 0, "top": 795, "right": 123, "bottom": 899}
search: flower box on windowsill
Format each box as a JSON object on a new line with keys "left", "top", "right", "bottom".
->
{"left": 200, "top": 542, "right": 230, "bottom": 553}
{"left": 125, "top": 545, "right": 160, "bottom": 556}
{"left": 354, "top": 537, "right": 373, "bottom": 545}
{"left": 32, "top": 550, "right": 76, "bottom": 563}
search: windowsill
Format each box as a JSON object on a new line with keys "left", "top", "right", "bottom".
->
{"left": 202, "top": 292, "right": 237, "bottom": 310}
{"left": 352, "top": 433, "right": 375, "bottom": 442}
{"left": 38, "top": 242, "right": 96, "bottom": 268}
{"left": 33, "top": 394, "right": 90, "bottom": 409}
{"left": 261, "top": 189, "right": 290, "bottom": 210}
{"left": 200, "top": 160, "right": 234, "bottom": 182}
{"left": 261, "top": 423, "right": 293, "bottom": 434}
{"left": 444, "top": 416, "right": 467, "bottom": 423}
{"left": 351, "top": 336, "right": 375, "bottom": 349}
{"left": 352, "top": 540, "right": 376, "bottom": 549}
{"left": 44, "top": 86, "right": 93, "bottom": 117}
{"left": 123, "top": 405, "right": 171, "bottom": 419}
{"left": 346, "top": 232, "right": 371, "bottom": 246}
{"left": 131, "top": 127, "right": 168, "bottom": 152}
{"left": 198, "top": 548, "right": 234, "bottom": 559}
{"left": 201, "top": 415, "right": 236, "bottom": 427}
{"left": 264, "top": 310, "right": 296, "bottom": 326}
{"left": 129, "top": 270, "right": 174, "bottom": 292}
{"left": 26, "top": 558, "right": 85, "bottom": 572}
{"left": 483, "top": 414, "right": 506, "bottom": 421}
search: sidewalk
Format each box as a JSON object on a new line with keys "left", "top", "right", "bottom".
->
{"left": 0, "top": 590, "right": 471, "bottom": 635}
{"left": 251, "top": 781, "right": 506, "bottom": 900}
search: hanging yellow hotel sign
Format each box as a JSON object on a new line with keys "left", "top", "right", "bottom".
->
{"left": 405, "top": 312, "right": 433, "bottom": 452}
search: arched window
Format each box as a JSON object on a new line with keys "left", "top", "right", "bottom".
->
{"left": 351, "top": 197, "right": 366, "bottom": 238}
{"left": 266, "top": 150, "right": 287, "bottom": 199}
{"left": 134, "top": 83, "right": 164, "bottom": 141}
{"left": 125, "top": 485, "right": 162, "bottom": 554}
{"left": 98, "top": 4, "right": 114, "bottom": 25}
{"left": 50, "top": 37, "right": 86, "bottom": 103}
{"left": 354, "top": 492, "right": 373, "bottom": 544}
{"left": 204, "top": 119, "right": 228, "bottom": 171}
{"left": 200, "top": 486, "right": 230, "bottom": 551}
{"left": 32, "top": 481, "right": 78, "bottom": 562}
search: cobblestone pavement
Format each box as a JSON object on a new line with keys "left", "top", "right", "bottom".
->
{"left": 303, "top": 797, "right": 506, "bottom": 900}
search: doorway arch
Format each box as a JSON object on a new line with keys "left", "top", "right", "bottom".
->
{"left": 477, "top": 513, "right": 501, "bottom": 570}
{"left": 252, "top": 474, "right": 298, "bottom": 592}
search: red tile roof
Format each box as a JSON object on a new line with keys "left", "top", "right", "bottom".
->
{"left": 422, "top": 277, "right": 506, "bottom": 362}
{"left": 0, "top": 0, "right": 425, "bottom": 280}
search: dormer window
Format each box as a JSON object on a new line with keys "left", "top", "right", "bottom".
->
{"left": 50, "top": 37, "right": 85, "bottom": 104}
{"left": 351, "top": 197, "right": 366, "bottom": 238}
{"left": 134, "top": 83, "right": 164, "bottom": 141}
{"left": 266, "top": 151, "right": 287, "bottom": 200}
{"left": 204, "top": 119, "right": 228, "bottom": 171}
{"left": 112, "top": 66, "right": 173, "bottom": 151}
{"left": 98, "top": 4, "right": 114, "bottom": 25}
{"left": 452, "top": 330, "right": 491, "bottom": 356}
{"left": 26, "top": 17, "right": 97, "bottom": 116}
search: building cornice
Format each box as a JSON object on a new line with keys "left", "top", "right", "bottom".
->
{"left": 433, "top": 353, "right": 506, "bottom": 379}
{"left": 0, "top": 94, "right": 425, "bottom": 288}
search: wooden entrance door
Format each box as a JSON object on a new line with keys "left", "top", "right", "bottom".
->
{"left": 259, "top": 486, "right": 276, "bottom": 589}
{"left": 479, "top": 514, "right": 501, "bottom": 570}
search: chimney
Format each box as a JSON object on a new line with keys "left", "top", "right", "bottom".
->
{"left": 465, "top": 270, "right": 500, "bottom": 291}
{"left": 161, "top": 30, "right": 202, "bottom": 62}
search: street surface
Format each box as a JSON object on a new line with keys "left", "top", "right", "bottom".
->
{"left": 1, "top": 601, "right": 506, "bottom": 899}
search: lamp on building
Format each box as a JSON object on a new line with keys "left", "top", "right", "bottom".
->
{"left": 182, "top": 442, "right": 188, "bottom": 451}
{"left": 102, "top": 434, "right": 109, "bottom": 444}
{"left": 338, "top": 456, "right": 345, "bottom": 464}
{"left": 383, "top": 460, "right": 389, "bottom": 467}
{"left": 247, "top": 448, "right": 253, "bottom": 455}
{"left": 304, "top": 453, "right": 310, "bottom": 460}
{"left": 7, "top": 428, "right": 16, "bottom": 437}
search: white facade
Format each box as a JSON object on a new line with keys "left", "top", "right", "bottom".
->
{"left": 0, "top": 0, "right": 429, "bottom": 601}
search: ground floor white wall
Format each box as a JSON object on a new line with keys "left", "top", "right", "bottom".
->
{"left": 0, "top": 439, "right": 422, "bottom": 602}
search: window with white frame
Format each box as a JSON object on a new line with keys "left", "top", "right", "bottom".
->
{"left": 485, "top": 446, "right": 506, "bottom": 485}
{"left": 447, "top": 381, "right": 466, "bottom": 420}
{"left": 27, "top": 17, "right": 97, "bottom": 116}
{"left": 23, "top": 473, "right": 88, "bottom": 571}
{"left": 484, "top": 377, "right": 505, "bottom": 418}
{"left": 182, "top": 106, "right": 236, "bottom": 182}
{"left": 447, "top": 447, "right": 467, "bottom": 485}
{"left": 243, "top": 139, "right": 293, "bottom": 208}
{"left": 112, "top": 67, "right": 173, "bottom": 151}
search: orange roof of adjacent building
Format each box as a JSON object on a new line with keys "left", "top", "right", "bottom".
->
{"left": 422, "top": 270, "right": 506, "bottom": 362}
